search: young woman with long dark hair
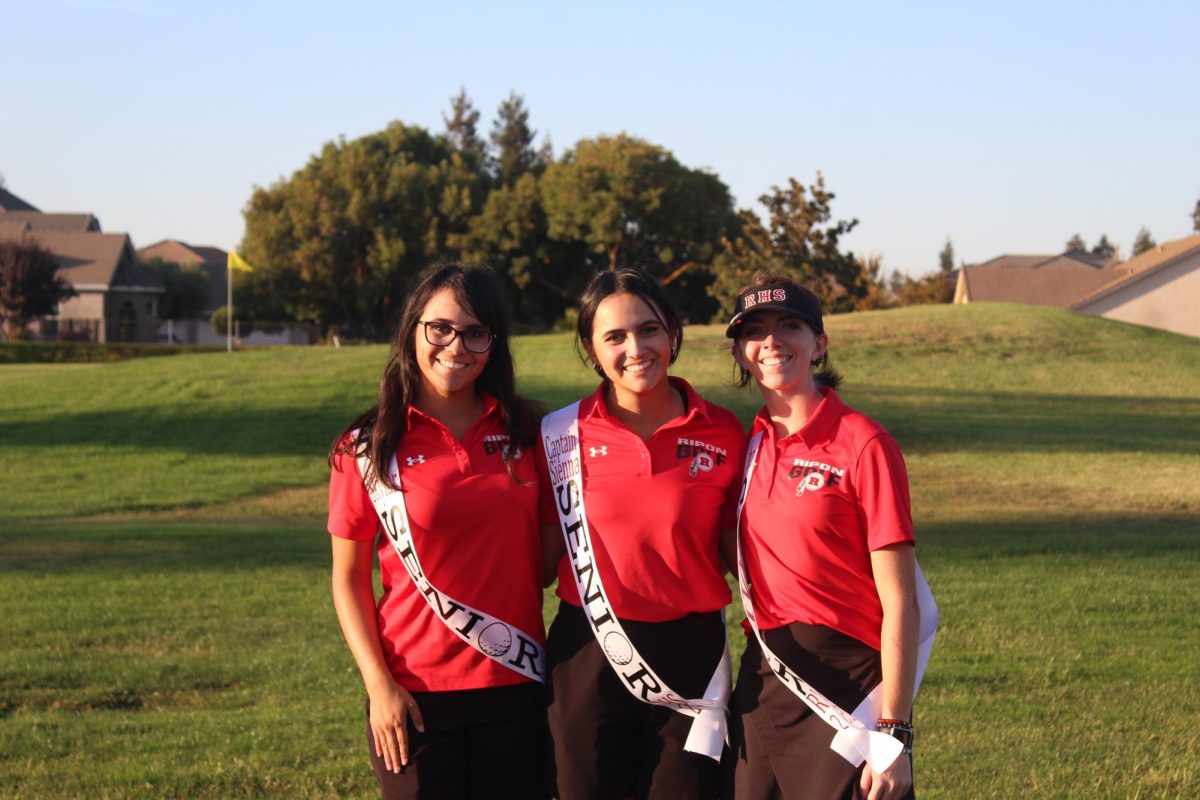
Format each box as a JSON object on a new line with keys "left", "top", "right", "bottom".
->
{"left": 328, "top": 263, "right": 547, "bottom": 799}
{"left": 539, "top": 267, "right": 745, "bottom": 800}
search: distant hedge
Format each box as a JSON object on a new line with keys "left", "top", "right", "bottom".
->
{"left": 0, "top": 341, "right": 227, "bottom": 363}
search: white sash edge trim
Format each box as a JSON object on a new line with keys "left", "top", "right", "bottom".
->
{"left": 735, "top": 430, "right": 939, "bottom": 773}
{"left": 541, "top": 402, "right": 730, "bottom": 761}
{"left": 356, "top": 447, "right": 546, "bottom": 684}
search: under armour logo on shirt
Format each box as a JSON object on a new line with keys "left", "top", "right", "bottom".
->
{"left": 589, "top": 446, "right": 608, "bottom": 457}
{"left": 406, "top": 455, "right": 426, "bottom": 466}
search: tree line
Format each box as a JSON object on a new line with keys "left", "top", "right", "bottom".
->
{"left": 233, "top": 91, "right": 898, "bottom": 338}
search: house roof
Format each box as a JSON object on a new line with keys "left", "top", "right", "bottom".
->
{"left": 959, "top": 250, "right": 1117, "bottom": 308}
{"left": 0, "top": 210, "right": 101, "bottom": 233}
{"left": 2, "top": 229, "right": 163, "bottom": 292}
{"left": 0, "top": 219, "right": 32, "bottom": 238}
{"left": 137, "top": 239, "right": 228, "bottom": 312}
{"left": 138, "top": 239, "right": 226, "bottom": 267}
{"left": 1071, "top": 234, "right": 1200, "bottom": 309}
{"left": 0, "top": 187, "right": 39, "bottom": 212}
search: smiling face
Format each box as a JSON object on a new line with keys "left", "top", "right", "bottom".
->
{"left": 585, "top": 292, "right": 674, "bottom": 404}
{"left": 732, "top": 310, "right": 828, "bottom": 396}
{"left": 413, "top": 287, "right": 491, "bottom": 401}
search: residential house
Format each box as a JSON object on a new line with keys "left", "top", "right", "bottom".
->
{"left": 953, "top": 250, "right": 1116, "bottom": 308}
{"left": 955, "top": 238, "right": 1200, "bottom": 338}
{"left": 1071, "top": 236, "right": 1200, "bottom": 338}
{"left": 137, "top": 239, "right": 317, "bottom": 346}
{"left": 0, "top": 190, "right": 163, "bottom": 342}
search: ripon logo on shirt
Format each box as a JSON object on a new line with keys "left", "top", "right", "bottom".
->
{"left": 789, "top": 457, "right": 844, "bottom": 497}
{"left": 676, "top": 437, "right": 727, "bottom": 478}
{"left": 483, "top": 434, "right": 523, "bottom": 459}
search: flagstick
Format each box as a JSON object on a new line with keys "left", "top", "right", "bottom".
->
{"left": 226, "top": 261, "right": 233, "bottom": 353}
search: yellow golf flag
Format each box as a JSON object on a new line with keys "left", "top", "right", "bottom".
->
{"left": 227, "top": 251, "right": 255, "bottom": 272}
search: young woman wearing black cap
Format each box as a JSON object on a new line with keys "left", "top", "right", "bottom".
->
{"left": 723, "top": 273, "right": 937, "bottom": 800}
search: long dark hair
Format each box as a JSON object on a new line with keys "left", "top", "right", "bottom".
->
{"left": 730, "top": 272, "right": 843, "bottom": 390}
{"left": 575, "top": 267, "right": 684, "bottom": 378}
{"left": 329, "top": 263, "right": 542, "bottom": 487}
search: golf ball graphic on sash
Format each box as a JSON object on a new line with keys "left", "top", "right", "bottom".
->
{"left": 603, "top": 632, "right": 633, "bottom": 665}
{"left": 478, "top": 622, "right": 513, "bottom": 656}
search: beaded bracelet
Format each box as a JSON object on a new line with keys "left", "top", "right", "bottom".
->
{"left": 877, "top": 718, "right": 911, "bottom": 728}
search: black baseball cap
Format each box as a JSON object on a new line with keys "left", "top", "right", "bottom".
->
{"left": 725, "top": 281, "right": 824, "bottom": 338}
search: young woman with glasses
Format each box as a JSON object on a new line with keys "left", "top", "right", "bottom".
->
{"left": 327, "top": 263, "right": 548, "bottom": 799}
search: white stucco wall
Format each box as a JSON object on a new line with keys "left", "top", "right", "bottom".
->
{"left": 1077, "top": 253, "right": 1200, "bottom": 338}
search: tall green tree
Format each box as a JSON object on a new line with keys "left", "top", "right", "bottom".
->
{"left": 709, "top": 174, "right": 871, "bottom": 315}
{"left": 1065, "top": 233, "right": 1087, "bottom": 252}
{"left": 463, "top": 172, "right": 586, "bottom": 327}
{"left": 443, "top": 88, "right": 487, "bottom": 174}
{"left": 1131, "top": 227, "right": 1156, "bottom": 257}
{"left": 490, "top": 91, "right": 541, "bottom": 188}
{"left": 541, "top": 133, "right": 737, "bottom": 320}
{"left": 1091, "top": 234, "right": 1118, "bottom": 260}
{"left": 939, "top": 238, "right": 955, "bottom": 273}
{"left": 139, "top": 257, "right": 210, "bottom": 320}
{"left": 239, "top": 122, "right": 485, "bottom": 336}
{"left": 1193, "top": 195, "right": 1200, "bottom": 233}
{"left": 0, "top": 239, "right": 76, "bottom": 339}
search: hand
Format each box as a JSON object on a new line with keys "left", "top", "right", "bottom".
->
{"left": 368, "top": 681, "right": 425, "bottom": 774}
{"left": 858, "top": 751, "right": 912, "bottom": 800}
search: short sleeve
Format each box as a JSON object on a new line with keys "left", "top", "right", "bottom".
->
{"left": 328, "top": 449, "right": 380, "bottom": 541}
{"left": 854, "top": 433, "right": 914, "bottom": 551}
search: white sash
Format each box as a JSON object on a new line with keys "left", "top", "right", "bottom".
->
{"left": 735, "top": 431, "right": 939, "bottom": 773}
{"left": 541, "top": 402, "right": 731, "bottom": 761}
{"left": 357, "top": 451, "right": 546, "bottom": 684}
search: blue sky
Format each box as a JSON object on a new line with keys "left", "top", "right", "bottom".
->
{"left": 4, "top": 0, "right": 1197, "bottom": 275}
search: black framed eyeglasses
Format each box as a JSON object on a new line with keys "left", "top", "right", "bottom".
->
{"left": 418, "top": 320, "right": 494, "bottom": 353}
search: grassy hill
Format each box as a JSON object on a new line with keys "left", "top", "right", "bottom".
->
{"left": 2, "top": 304, "right": 1198, "bottom": 797}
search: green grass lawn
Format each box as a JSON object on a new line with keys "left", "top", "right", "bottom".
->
{"left": 2, "top": 303, "right": 1198, "bottom": 798}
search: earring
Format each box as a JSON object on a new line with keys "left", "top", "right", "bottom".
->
{"left": 592, "top": 362, "right": 606, "bottom": 378}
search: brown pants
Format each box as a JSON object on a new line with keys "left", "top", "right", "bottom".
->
{"left": 726, "top": 624, "right": 915, "bottom": 800}
{"left": 365, "top": 682, "right": 547, "bottom": 799}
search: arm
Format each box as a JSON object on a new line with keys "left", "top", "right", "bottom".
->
{"left": 330, "top": 536, "right": 425, "bottom": 773}
{"left": 860, "top": 542, "right": 919, "bottom": 800}
{"left": 542, "top": 523, "right": 565, "bottom": 588}
{"left": 718, "top": 527, "right": 738, "bottom": 577}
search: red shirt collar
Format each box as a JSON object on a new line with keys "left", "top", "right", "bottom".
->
{"left": 405, "top": 392, "right": 502, "bottom": 431}
{"left": 753, "top": 386, "right": 843, "bottom": 448}
{"left": 580, "top": 376, "right": 712, "bottom": 425}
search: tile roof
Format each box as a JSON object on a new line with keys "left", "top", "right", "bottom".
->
{"left": 958, "top": 251, "right": 1117, "bottom": 308}
{"left": 0, "top": 210, "right": 100, "bottom": 232}
{"left": 1071, "top": 235, "right": 1200, "bottom": 309}
{"left": 0, "top": 188, "right": 39, "bottom": 212}
{"left": 0, "top": 219, "right": 32, "bottom": 238}
{"left": 0, "top": 229, "right": 162, "bottom": 292}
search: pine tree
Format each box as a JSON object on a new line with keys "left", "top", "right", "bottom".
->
{"left": 1091, "top": 235, "right": 1118, "bottom": 260}
{"left": 1131, "top": 227, "right": 1156, "bottom": 257}
{"left": 443, "top": 88, "right": 486, "bottom": 168}
{"left": 490, "top": 91, "right": 540, "bottom": 187}
{"left": 1065, "top": 233, "right": 1086, "bottom": 252}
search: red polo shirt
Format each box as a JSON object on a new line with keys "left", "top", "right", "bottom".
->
{"left": 740, "top": 388, "right": 914, "bottom": 651}
{"left": 539, "top": 378, "right": 745, "bottom": 622}
{"left": 328, "top": 395, "right": 544, "bottom": 692}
